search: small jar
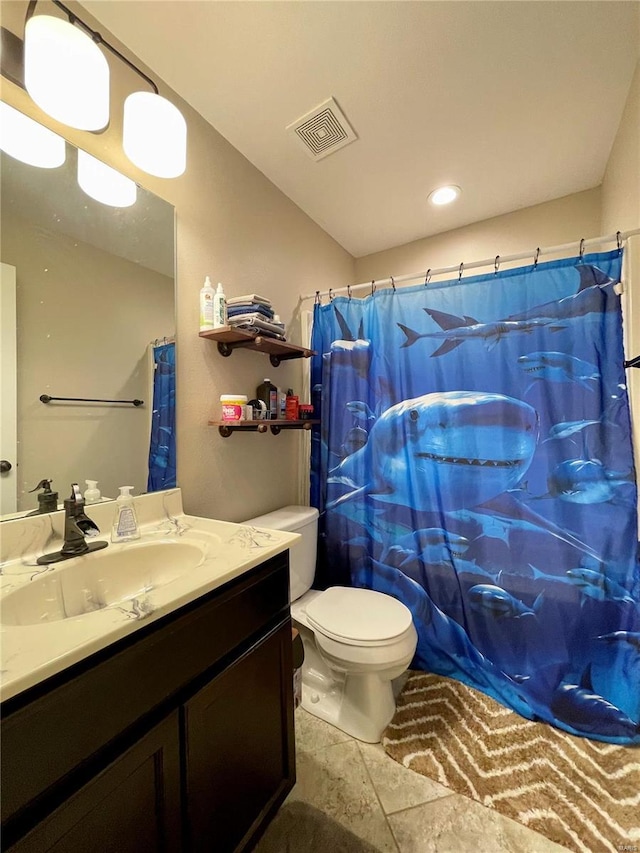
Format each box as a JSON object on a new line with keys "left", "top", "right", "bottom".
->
{"left": 298, "top": 404, "right": 314, "bottom": 420}
{"left": 220, "top": 394, "right": 248, "bottom": 421}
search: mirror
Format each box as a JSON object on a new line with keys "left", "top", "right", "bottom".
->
{"left": 0, "top": 123, "right": 176, "bottom": 518}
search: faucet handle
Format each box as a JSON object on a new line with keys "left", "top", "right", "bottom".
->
{"left": 70, "top": 483, "right": 83, "bottom": 503}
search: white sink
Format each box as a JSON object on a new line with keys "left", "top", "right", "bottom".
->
{"left": 1, "top": 539, "right": 209, "bottom": 626}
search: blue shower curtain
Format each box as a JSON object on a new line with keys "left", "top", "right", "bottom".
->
{"left": 311, "top": 250, "right": 640, "bottom": 745}
{"left": 147, "top": 341, "right": 176, "bottom": 491}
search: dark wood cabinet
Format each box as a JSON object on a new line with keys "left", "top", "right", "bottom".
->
{"left": 8, "top": 713, "right": 182, "bottom": 853}
{"left": 185, "top": 621, "right": 294, "bottom": 852}
{"left": 1, "top": 553, "right": 295, "bottom": 853}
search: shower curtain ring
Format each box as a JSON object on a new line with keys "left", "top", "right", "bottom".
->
{"left": 391, "top": 275, "right": 396, "bottom": 292}
{"left": 328, "top": 288, "right": 334, "bottom": 302}
{"left": 616, "top": 231, "right": 622, "bottom": 254}
{"left": 579, "top": 238, "right": 585, "bottom": 260}
{"left": 533, "top": 247, "right": 540, "bottom": 269}
{"left": 347, "top": 284, "right": 352, "bottom": 300}
{"left": 494, "top": 255, "right": 500, "bottom": 275}
{"left": 315, "top": 290, "right": 321, "bottom": 305}
{"left": 371, "top": 280, "right": 376, "bottom": 296}
{"left": 458, "top": 262, "right": 464, "bottom": 281}
{"left": 424, "top": 269, "right": 431, "bottom": 286}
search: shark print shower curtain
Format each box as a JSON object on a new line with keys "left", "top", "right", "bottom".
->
{"left": 310, "top": 250, "right": 640, "bottom": 745}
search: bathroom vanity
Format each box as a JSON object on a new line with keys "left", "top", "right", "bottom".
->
{"left": 0, "top": 490, "right": 299, "bottom": 852}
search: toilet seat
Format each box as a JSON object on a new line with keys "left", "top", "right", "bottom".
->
{"left": 305, "top": 586, "right": 414, "bottom": 647}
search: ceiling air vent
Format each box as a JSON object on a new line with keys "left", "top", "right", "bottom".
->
{"left": 287, "top": 97, "right": 357, "bottom": 161}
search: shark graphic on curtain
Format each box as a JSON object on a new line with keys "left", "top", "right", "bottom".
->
{"left": 310, "top": 250, "right": 640, "bottom": 745}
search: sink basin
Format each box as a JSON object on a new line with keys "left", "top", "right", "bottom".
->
{"left": 1, "top": 539, "right": 208, "bottom": 626}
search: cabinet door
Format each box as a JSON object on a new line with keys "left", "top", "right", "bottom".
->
{"left": 8, "top": 713, "right": 181, "bottom": 853}
{"left": 184, "top": 620, "right": 295, "bottom": 853}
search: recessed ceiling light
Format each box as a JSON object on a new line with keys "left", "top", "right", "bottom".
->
{"left": 429, "top": 185, "right": 461, "bottom": 206}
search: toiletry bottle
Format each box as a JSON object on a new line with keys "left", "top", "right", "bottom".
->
{"left": 199, "top": 276, "right": 215, "bottom": 332}
{"left": 256, "top": 378, "right": 278, "bottom": 420}
{"left": 285, "top": 388, "right": 299, "bottom": 421}
{"left": 213, "top": 282, "right": 227, "bottom": 328}
{"left": 84, "top": 480, "right": 101, "bottom": 504}
{"left": 111, "top": 486, "right": 140, "bottom": 542}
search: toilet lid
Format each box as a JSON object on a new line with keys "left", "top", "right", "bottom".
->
{"left": 305, "top": 587, "right": 413, "bottom": 643}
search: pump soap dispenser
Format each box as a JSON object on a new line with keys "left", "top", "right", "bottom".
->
{"left": 27, "top": 479, "right": 59, "bottom": 515}
{"left": 111, "top": 486, "right": 141, "bottom": 542}
{"left": 84, "top": 480, "right": 101, "bottom": 504}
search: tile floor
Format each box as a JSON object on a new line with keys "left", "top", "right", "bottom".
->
{"left": 255, "top": 707, "right": 568, "bottom": 853}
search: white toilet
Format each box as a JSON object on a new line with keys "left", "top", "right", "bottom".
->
{"left": 243, "top": 505, "right": 418, "bottom": 743}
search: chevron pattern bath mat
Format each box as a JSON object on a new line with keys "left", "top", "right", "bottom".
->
{"left": 382, "top": 672, "right": 640, "bottom": 853}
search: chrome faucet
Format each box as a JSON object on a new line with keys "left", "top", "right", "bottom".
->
{"left": 37, "top": 484, "right": 109, "bottom": 565}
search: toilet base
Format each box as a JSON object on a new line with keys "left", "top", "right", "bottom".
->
{"left": 299, "top": 667, "right": 402, "bottom": 743}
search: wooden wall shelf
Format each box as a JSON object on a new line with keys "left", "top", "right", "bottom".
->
{"left": 209, "top": 419, "right": 320, "bottom": 438}
{"left": 200, "top": 327, "right": 315, "bottom": 367}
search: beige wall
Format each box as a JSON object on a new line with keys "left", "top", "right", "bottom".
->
{"left": 354, "top": 188, "right": 602, "bottom": 284}
{"left": 0, "top": 1, "right": 354, "bottom": 522}
{"left": 601, "top": 59, "right": 640, "bottom": 234}
{"left": 600, "top": 59, "right": 640, "bottom": 474}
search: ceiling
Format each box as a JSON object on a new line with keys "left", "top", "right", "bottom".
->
{"left": 80, "top": 1, "right": 639, "bottom": 259}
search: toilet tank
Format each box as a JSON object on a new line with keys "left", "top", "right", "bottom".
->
{"left": 243, "top": 505, "right": 319, "bottom": 602}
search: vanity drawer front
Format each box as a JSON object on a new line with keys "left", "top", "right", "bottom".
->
{"left": 1, "top": 552, "right": 289, "bottom": 828}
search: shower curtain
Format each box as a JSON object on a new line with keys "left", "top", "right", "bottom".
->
{"left": 310, "top": 250, "right": 640, "bottom": 745}
{"left": 147, "top": 340, "right": 176, "bottom": 491}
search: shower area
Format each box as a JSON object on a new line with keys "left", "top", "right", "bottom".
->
{"left": 310, "top": 238, "right": 640, "bottom": 746}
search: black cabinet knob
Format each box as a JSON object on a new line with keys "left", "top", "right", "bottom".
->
{"left": 0, "top": 460, "right": 12, "bottom": 473}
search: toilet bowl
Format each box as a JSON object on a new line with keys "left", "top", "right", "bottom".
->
{"left": 243, "top": 506, "right": 418, "bottom": 743}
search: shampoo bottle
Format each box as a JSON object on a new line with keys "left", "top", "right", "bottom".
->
{"left": 199, "top": 276, "right": 215, "bottom": 332}
{"left": 111, "top": 486, "right": 140, "bottom": 542}
{"left": 213, "top": 282, "right": 227, "bottom": 328}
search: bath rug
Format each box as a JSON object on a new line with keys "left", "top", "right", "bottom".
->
{"left": 382, "top": 672, "right": 640, "bottom": 853}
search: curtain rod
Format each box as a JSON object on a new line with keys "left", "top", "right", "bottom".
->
{"left": 303, "top": 228, "right": 640, "bottom": 302}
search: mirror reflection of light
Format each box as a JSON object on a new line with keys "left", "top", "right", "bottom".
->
{"left": 0, "top": 102, "right": 66, "bottom": 168}
{"left": 123, "top": 92, "right": 187, "bottom": 178}
{"left": 24, "top": 15, "right": 109, "bottom": 132}
{"left": 77, "top": 150, "right": 137, "bottom": 208}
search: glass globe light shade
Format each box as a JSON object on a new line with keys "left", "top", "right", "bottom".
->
{"left": 123, "top": 91, "right": 187, "bottom": 178}
{"left": 0, "top": 102, "right": 66, "bottom": 168}
{"left": 24, "top": 15, "right": 109, "bottom": 131}
{"left": 77, "top": 150, "right": 137, "bottom": 208}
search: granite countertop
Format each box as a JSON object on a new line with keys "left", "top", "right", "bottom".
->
{"left": 0, "top": 489, "right": 299, "bottom": 703}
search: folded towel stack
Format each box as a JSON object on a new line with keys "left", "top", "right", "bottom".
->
{"left": 226, "top": 294, "right": 286, "bottom": 340}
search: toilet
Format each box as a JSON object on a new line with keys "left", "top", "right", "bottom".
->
{"left": 243, "top": 505, "right": 418, "bottom": 743}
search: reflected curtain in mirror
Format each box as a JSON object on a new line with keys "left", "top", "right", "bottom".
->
{"left": 148, "top": 340, "right": 176, "bottom": 492}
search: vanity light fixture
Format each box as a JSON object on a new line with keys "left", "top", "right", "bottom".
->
{"left": 428, "top": 185, "right": 462, "bottom": 206}
{"left": 77, "top": 149, "right": 137, "bottom": 208}
{"left": 0, "top": 101, "right": 66, "bottom": 168}
{"left": 123, "top": 91, "right": 187, "bottom": 179}
{"left": 21, "top": 0, "right": 187, "bottom": 178}
{"left": 24, "top": 13, "right": 109, "bottom": 131}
